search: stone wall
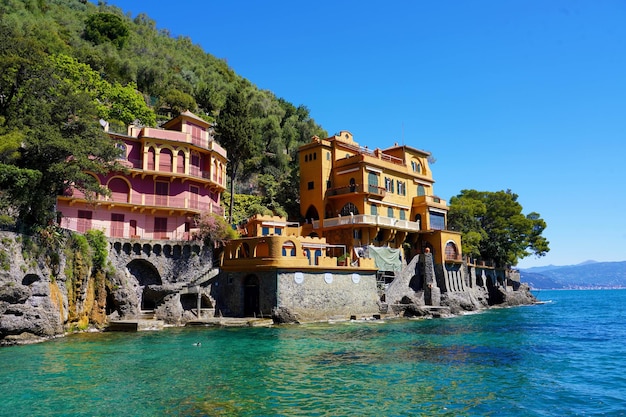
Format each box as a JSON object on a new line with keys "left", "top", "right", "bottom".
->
{"left": 0, "top": 232, "right": 216, "bottom": 345}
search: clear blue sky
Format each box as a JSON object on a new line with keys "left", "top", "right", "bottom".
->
{"left": 104, "top": 0, "right": 626, "bottom": 268}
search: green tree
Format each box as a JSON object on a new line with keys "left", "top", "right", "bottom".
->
{"left": 84, "top": 13, "right": 129, "bottom": 49}
{"left": 216, "top": 86, "right": 256, "bottom": 223}
{"left": 0, "top": 24, "right": 122, "bottom": 230}
{"left": 448, "top": 189, "right": 549, "bottom": 267}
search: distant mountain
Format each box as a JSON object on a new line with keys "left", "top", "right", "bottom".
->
{"left": 520, "top": 261, "right": 626, "bottom": 289}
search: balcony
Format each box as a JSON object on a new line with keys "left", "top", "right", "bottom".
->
{"left": 318, "top": 214, "right": 420, "bottom": 232}
{"left": 326, "top": 184, "right": 386, "bottom": 199}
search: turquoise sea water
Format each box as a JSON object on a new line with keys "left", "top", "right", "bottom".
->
{"left": 1, "top": 289, "right": 626, "bottom": 416}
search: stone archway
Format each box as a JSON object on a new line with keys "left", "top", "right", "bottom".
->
{"left": 127, "top": 259, "right": 162, "bottom": 310}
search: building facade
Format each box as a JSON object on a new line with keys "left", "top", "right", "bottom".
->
{"left": 298, "top": 131, "right": 462, "bottom": 270}
{"left": 57, "top": 111, "right": 227, "bottom": 240}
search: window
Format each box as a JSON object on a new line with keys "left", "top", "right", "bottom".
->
{"left": 159, "top": 148, "right": 173, "bottom": 172}
{"left": 326, "top": 152, "right": 331, "bottom": 160}
{"left": 308, "top": 181, "right": 314, "bottom": 190}
{"left": 147, "top": 147, "right": 155, "bottom": 170}
{"left": 326, "top": 180, "right": 332, "bottom": 189}
{"left": 154, "top": 217, "right": 167, "bottom": 237}
{"left": 111, "top": 213, "right": 124, "bottom": 238}
{"left": 115, "top": 143, "right": 127, "bottom": 159}
{"left": 349, "top": 178, "right": 356, "bottom": 192}
{"left": 445, "top": 242, "right": 458, "bottom": 260}
{"left": 313, "top": 152, "right": 316, "bottom": 160}
{"left": 190, "top": 185, "right": 199, "bottom": 209}
{"left": 155, "top": 181, "right": 168, "bottom": 206}
{"left": 371, "top": 204, "right": 378, "bottom": 215}
{"left": 305, "top": 154, "right": 308, "bottom": 162}
{"left": 77, "top": 210, "right": 92, "bottom": 233}
{"left": 368, "top": 172, "right": 379, "bottom": 193}
{"left": 353, "top": 229, "right": 362, "bottom": 239}
{"left": 275, "top": 228, "right": 282, "bottom": 236}
{"left": 399, "top": 210, "right": 406, "bottom": 220}
{"left": 387, "top": 207, "right": 394, "bottom": 218}
{"left": 340, "top": 202, "right": 358, "bottom": 216}
{"left": 417, "top": 185, "right": 425, "bottom": 196}
{"left": 397, "top": 181, "right": 406, "bottom": 196}
{"left": 262, "top": 226, "right": 270, "bottom": 235}
{"left": 385, "top": 177, "right": 393, "bottom": 192}
{"left": 429, "top": 211, "right": 445, "bottom": 230}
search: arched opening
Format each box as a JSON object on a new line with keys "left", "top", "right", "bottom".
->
{"left": 305, "top": 205, "right": 320, "bottom": 222}
{"left": 147, "top": 147, "right": 156, "bottom": 170}
{"left": 445, "top": 241, "right": 458, "bottom": 261}
{"left": 127, "top": 259, "right": 162, "bottom": 310}
{"left": 176, "top": 150, "right": 185, "bottom": 173}
{"left": 108, "top": 177, "right": 130, "bottom": 203}
{"left": 243, "top": 275, "right": 260, "bottom": 317}
{"left": 349, "top": 178, "right": 356, "bottom": 192}
{"left": 159, "top": 148, "right": 173, "bottom": 172}
{"left": 340, "top": 202, "right": 359, "bottom": 216}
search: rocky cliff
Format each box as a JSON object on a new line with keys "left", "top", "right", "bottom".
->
{"left": 0, "top": 231, "right": 214, "bottom": 346}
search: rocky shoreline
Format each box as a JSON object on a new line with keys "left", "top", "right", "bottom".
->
{"left": 0, "top": 231, "right": 538, "bottom": 346}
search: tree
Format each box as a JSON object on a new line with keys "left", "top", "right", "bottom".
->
{"left": 84, "top": 13, "right": 129, "bottom": 49}
{"left": 215, "top": 86, "right": 256, "bottom": 223}
{"left": 0, "top": 25, "right": 122, "bottom": 230}
{"left": 448, "top": 189, "right": 549, "bottom": 267}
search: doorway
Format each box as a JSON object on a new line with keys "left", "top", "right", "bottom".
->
{"left": 243, "top": 275, "right": 260, "bottom": 317}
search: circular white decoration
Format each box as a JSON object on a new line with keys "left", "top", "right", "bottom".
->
{"left": 324, "top": 272, "right": 333, "bottom": 284}
{"left": 294, "top": 272, "right": 304, "bottom": 284}
{"left": 352, "top": 273, "right": 361, "bottom": 284}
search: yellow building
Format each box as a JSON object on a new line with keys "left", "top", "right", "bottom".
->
{"left": 298, "top": 131, "right": 462, "bottom": 271}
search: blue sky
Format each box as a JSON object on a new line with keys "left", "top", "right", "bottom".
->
{"left": 104, "top": 0, "right": 626, "bottom": 268}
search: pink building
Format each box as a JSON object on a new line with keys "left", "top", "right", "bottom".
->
{"left": 57, "top": 111, "right": 228, "bottom": 240}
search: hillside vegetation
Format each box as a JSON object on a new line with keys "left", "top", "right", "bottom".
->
{"left": 0, "top": 0, "right": 326, "bottom": 231}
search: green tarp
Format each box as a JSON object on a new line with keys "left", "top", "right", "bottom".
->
{"left": 368, "top": 245, "right": 402, "bottom": 272}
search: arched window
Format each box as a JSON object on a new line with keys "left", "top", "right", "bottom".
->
{"left": 176, "top": 151, "right": 185, "bottom": 173}
{"left": 417, "top": 185, "right": 426, "bottom": 196}
{"left": 108, "top": 178, "right": 130, "bottom": 203}
{"left": 147, "top": 147, "right": 155, "bottom": 170}
{"left": 159, "top": 148, "right": 173, "bottom": 172}
{"left": 340, "top": 202, "right": 358, "bottom": 216}
{"left": 445, "top": 241, "right": 458, "bottom": 260}
{"left": 399, "top": 210, "right": 406, "bottom": 220}
{"left": 349, "top": 178, "right": 356, "bottom": 192}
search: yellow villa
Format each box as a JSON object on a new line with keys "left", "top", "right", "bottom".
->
{"left": 298, "top": 131, "right": 462, "bottom": 275}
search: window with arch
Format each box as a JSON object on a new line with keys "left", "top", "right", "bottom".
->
{"left": 445, "top": 241, "right": 458, "bottom": 260}
{"left": 340, "top": 202, "right": 359, "bottom": 216}
{"left": 176, "top": 151, "right": 185, "bottom": 173}
{"left": 417, "top": 185, "right": 426, "bottom": 196}
{"left": 399, "top": 210, "right": 406, "bottom": 220}
{"left": 411, "top": 161, "right": 417, "bottom": 172}
{"left": 108, "top": 177, "right": 130, "bottom": 203}
{"left": 147, "top": 147, "right": 156, "bottom": 170}
{"left": 159, "top": 148, "right": 173, "bottom": 172}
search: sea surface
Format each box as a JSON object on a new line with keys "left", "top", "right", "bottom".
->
{"left": 1, "top": 289, "right": 625, "bottom": 416}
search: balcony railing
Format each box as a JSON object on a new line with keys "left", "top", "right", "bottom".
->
{"left": 318, "top": 214, "right": 420, "bottom": 232}
{"left": 326, "top": 184, "right": 386, "bottom": 198}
